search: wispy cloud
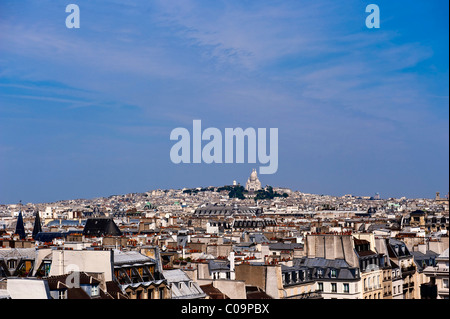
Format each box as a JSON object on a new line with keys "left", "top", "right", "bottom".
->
{"left": 0, "top": 0, "right": 447, "bottom": 202}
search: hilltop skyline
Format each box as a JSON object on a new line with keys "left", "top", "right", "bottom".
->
{"left": 0, "top": 1, "right": 448, "bottom": 204}
{"left": 2, "top": 169, "right": 447, "bottom": 206}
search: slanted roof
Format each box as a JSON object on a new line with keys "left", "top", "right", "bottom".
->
{"left": 67, "top": 287, "right": 90, "bottom": 299}
{"left": 200, "top": 284, "right": 230, "bottom": 299}
{"left": 356, "top": 250, "right": 378, "bottom": 257}
{"left": 163, "top": 269, "right": 191, "bottom": 283}
{"left": 105, "top": 281, "right": 129, "bottom": 299}
{"left": 163, "top": 269, "right": 206, "bottom": 299}
{"left": 294, "top": 257, "right": 351, "bottom": 269}
{"left": 113, "top": 249, "right": 156, "bottom": 266}
{"left": 269, "top": 243, "right": 303, "bottom": 251}
{"left": 83, "top": 218, "right": 122, "bottom": 237}
{"left": 47, "top": 272, "right": 101, "bottom": 290}
{"left": 436, "top": 248, "right": 449, "bottom": 262}
{"left": 246, "top": 286, "right": 273, "bottom": 299}
{"left": 0, "top": 248, "right": 36, "bottom": 260}
{"left": 7, "top": 278, "right": 51, "bottom": 299}
{"left": 34, "top": 232, "right": 66, "bottom": 242}
{"left": 14, "top": 211, "right": 26, "bottom": 240}
{"left": 208, "top": 260, "right": 230, "bottom": 272}
{"left": 32, "top": 212, "right": 42, "bottom": 239}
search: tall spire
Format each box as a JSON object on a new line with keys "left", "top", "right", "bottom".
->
{"left": 32, "top": 210, "right": 42, "bottom": 239}
{"left": 15, "top": 210, "right": 26, "bottom": 240}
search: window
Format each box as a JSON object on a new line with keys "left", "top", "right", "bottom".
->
{"left": 91, "top": 285, "right": 99, "bottom": 297}
{"left": 292, "top": 271, "right": 297, "bottom": 282}
{"left": 148, "top": 289, "right": 154, "bottom": 299}
{"left": 331, "top": 283, "right": 337, "bottom": 293}
{"left": 330, "top": 269, "right": 337, "bottom": 278}
{"left": 7, "top": 260, "right": 16, "bottom": 269}
{"left": 159, "top": 287, "right": 165, "bottom": 299}
{"left": 443, "top": 279, "right": 449, "bottom": 289}
{"left": 58, "top": 290, "right": 67, "bottom": 299}
{"left": 343, "top": 283, "right": 349, "bottom": 293}
{"left": 393, "top": 286, "right": 396, "bottom": 294}
{"left": 318, "top": 283, "right": 323, "bottom": 292}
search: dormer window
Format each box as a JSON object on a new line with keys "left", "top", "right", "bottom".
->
{"left": 58, "top": 290, "right": 67, "bottom": 299}
{"left": 330, "top": 269, "right": 337, "bottom": 278}
{"left": 91, "top": 285, "right": 99, "bottom": 297}
{"left": 7, "top": 260, "right": 16, "bottom": 269}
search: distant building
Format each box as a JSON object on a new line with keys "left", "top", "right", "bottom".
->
{"left": 113, "top": 249, "right": 169, "bottom": 299}
{"left": 423, "top": 248, "right": 449, "bottom": 299}
{"left": 83, "top": 218, "right": 122, "bottom": 237}
{"left": 4, "top": 278, "right": 51, "bottom": 299}
{"left": 200, "top": 284, "right": 230, "bottom": 299}
{"left": 245, "top": 169, "right": 262, "bottom": 192}
{"left": 193, "top": 204, "right": 262, "bottom": 218}
{"left": 386, "top": 238, "right": 418, "bottom": 299}
{"left": 14, "top": 211, "right": 26, "bottom": 240}
{"left": 0, "top": 248, "right": 36, "bottom": 278}
{"left": 46, "top": 272, "right": 126, "bottom": 299}
{"left": 163, "top": 269, "right": 206, "bottom": 299}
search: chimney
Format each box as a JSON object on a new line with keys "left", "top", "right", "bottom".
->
{"left": 228, "top": 252, "right": 235, "bottom": 272}
{"left": 418, "top": 244, "right": 427, "bottom": 254}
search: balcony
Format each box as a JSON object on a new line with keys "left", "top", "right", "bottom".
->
{"left": 286, "top": 291, "right": 323, "bottom": 299}
{"left": 364, "top": 284, "right": 382, "bottom": 292}
{"left": 401, "top": 265, "right": 416, "bottom": 276}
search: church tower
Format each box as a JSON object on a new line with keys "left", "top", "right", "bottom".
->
{"left": 32, "top": 210, "right": 42, "bottom": 239}
{"left": 15, "top": 210, "right": 26, "bottom": 240}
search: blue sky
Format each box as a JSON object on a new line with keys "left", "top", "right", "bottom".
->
{"left": 0, "top": 0, "right": 448, "bottom": 204}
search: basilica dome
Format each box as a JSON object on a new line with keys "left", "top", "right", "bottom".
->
{"left": 246, "top": 169, "right": 262, "bottom": 192}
